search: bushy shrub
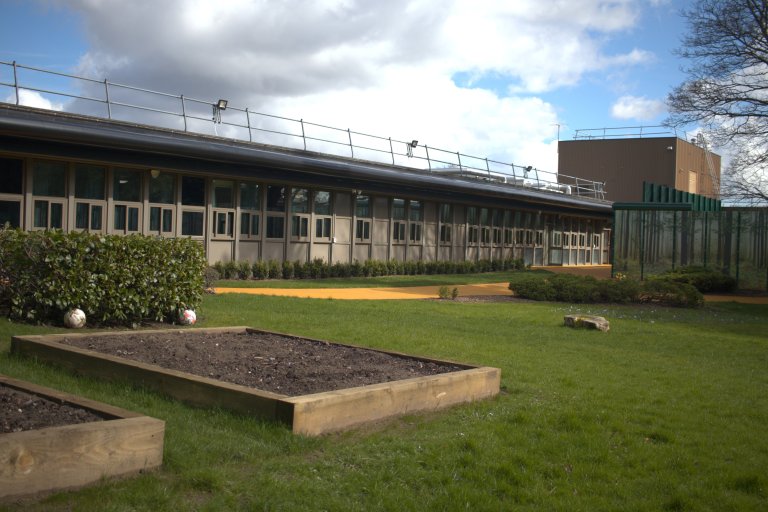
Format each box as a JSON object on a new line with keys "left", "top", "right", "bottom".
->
{"left": 639, "top": 279, "right": 704, "bottom": 307}
{"left": 267, "top": 260, "right": 282, "bottom": 279}
{"left": 658, "top": 266, "right": 737, "bottom": 293}
{"left": 204, "top": 266, "right": 220, "bottom": 289}
{"left": 0, "top": 229, "right": 205, "bottom": 325}
{"left": 282, "top": 260, "right": 295, "bottom": 279}
{"left": 252, "top": 260, "right": 269, "bottom": 280}
{"left": 209, "top": 256, "right": 527, "bottom": 282}
{"left": 508, "top": 271, "right": 703, "bottom": 307}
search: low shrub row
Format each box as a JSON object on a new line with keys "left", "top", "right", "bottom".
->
{"left": 0, "top": 229, "right": 206, "bottom": 325}
{"left": 656, "top": 266, "right": 737, "bottom": 293}
{"left": 212, "top": 257, "right": 526, "bottom": 281}
{"left": 508, "top": 272, "right": 703, "bottom": 307}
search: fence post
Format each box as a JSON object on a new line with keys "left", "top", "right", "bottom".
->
{"left": 425, "top": 146, "right": 431, "bottom": 170}
{"left": 300, "top": 119, "right": 306, "bottom": 150}
{"left": 104, "top": 79, "right": 112, "bottom": 119}
{"left": 12, "top": 61, "right": 19, "bottom": 105}
{"left": 245, "top": 108, "right": 252, "bottom": 142}
{"left": 457, "top": 152, "right": 462, "bottom": 170}
{"left": 389, "top": 137, "right": 394, "bottom": 165}
{"left": 180, "top": 95, "right": 187, "bottom": 132}
{"left": 348, "top": 128, "right": 354, "bottom": 158}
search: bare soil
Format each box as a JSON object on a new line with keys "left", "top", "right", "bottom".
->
{"left": 1, "top": 386, "right": 103, "bottom": 433}
{"left": 59, "top": 330, "right": 465, "bottom": 397}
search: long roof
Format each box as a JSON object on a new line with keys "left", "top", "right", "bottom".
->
{"left": 0, "top": 104, "right": 612, "bottom": 218}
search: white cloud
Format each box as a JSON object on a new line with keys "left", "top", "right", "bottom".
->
{"left": 611, "top": 95, "right": 666, "bottom": 120}
{"left": 55, "top": 0, "right": 656, "bottom": 173}
{"left": 6, "top": 90, "right": 65, "bottom": 111}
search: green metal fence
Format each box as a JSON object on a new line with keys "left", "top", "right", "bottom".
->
{"left": 612, "top": 206, "right": 768, "bottom": 291}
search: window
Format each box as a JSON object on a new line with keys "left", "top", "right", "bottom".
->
{"left": 0, "top": 158, "right": 23, "bottom": 228}
{"left": 356, "top": 219, "right": 370, "bottom": 241}
{"left": 0, "top": 158, "right": 23, "bottom": 195}
{"left": 149, "top": 173, "right": 175, "bottom": 204}
{"left": 552, "top": 231, "right": 563, "bottom": 246}
{"left": 181, "top": 176, "right": 205, "bottom": 237}
{"left": 33, "top": 160, "right": 66, "bottom": 197}
{"left": 181, "top": 176, "right": 206, "bottom": 206}
{"left": 291, "top": 188, "right": 310, "bottom": 240}
{"left": 393, "top": 221, "right": 406, "bottom": 241}
{"left": 33, "top": 200, "right": 64, "bottom": 229}
{"left": 113, "top": 168, "right": 141, "bottom": 202}
{"left": 409, "top": 200, "right": 422, "bottom": 242}
{"left": 181, "top": 211, "right": 204, "bottom": 236}
{"left": 74, "top": 164, "right": 106, "bottom": 232}
{"left": 149, "top": 172, "right": 175, "bottom": 236}
{"left": 355, "top": 195, "right": 370, "bottom": 218}
{"left": 113, "top": 168, "right": 142, "bottom": 234}
{"left": 316, "top": 217, "right": 332, "bottom": 238}
{"left": 75, "top": 203, "right": 103, "bottom": 231}
{"left": 266, "top": 216, "right": 284, "bottom": 238}
{"left": 593, "top": 234, "right": 601, "bottom": 249}
{"left": 75, "top": 164, "right": 105, "bottom": 200}
{"left": 291, "top": 215, "right": 309, "bottom": 238}
{"left": 467, "top": 206, "right": 479, "bottom": 244}
{"left": 525, "top": 230, "right": 533, "bottom": 245}
{"left": 392, "top": 198, "right": 406, "bottom": 243}
{"left": 504, "top": 211, "right": 513, "bottom": 245}
{"left": 266, "top": 185, "right": 286, "bottom": 212}
{"left": 114, "top": 204, "right": 140, "bottom": 232}
{"left": 515, "top": 229, "right": 524, "bottom": 245}
{"left": 211, "top": 180, "right": 235, "bottom": 238}
{"left": 479, "top": 208, "right": 491, "bottom": 244}
{"left": 314, "top": 191, "right": 331, "bottom": 215}
{"left": 150, "top": 207, "right": 174, "bottom": 233}
{"left": 0, "top": 200, "right": 21, "bottom": 228}
{"left": 535, "top": 231, "right": 544, "bottom": 246}
{"left": 314, "top": 191, "right": 332, "bottom": 240}
{"left": 440, "top": 224, "right": 452, "bottom": 243}
{"left": 439, "top": 203, "right": 453, "bottom": 243}
{"left": 240, "top": 182, "right": 261, "bottom": 238}
{"left": 579, "top": 233, "right": 586, "bottom": 247}
{"left": 355, "top": 195, "right": 371, "bottom": 242}
{"left": 266, "top": 185, "right": 286, "bottom": 238}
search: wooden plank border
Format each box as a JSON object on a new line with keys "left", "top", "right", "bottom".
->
{"left": 0, "top": 375, "right": 165, "bottom": 501}
{"left": 11, "top": 327, "right": 500, "bottom": 435}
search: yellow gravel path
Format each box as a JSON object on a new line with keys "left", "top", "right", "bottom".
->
{"left": 214, "top": 282, "right": 512, "bottom": 300}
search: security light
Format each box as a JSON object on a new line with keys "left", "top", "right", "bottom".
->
{"left": 216, "top": 99, "right": 228, "bottom": 110}
{"left": 410, "top": 140, "right": 418, "bottom": 148}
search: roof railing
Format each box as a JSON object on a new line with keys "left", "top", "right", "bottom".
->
{"left": 0, "top": 60, "right": 606, "bottom": 200}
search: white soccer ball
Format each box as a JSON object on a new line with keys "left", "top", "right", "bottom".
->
{"left": 179, "top": 309, "right": 197, "bottom": 325}
{"left": 63, "top": 308, "right": 86, "bottom": 329}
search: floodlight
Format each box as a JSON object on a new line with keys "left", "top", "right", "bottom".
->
{"left": 216, "top": 99, "right": 228, "bottom": 110}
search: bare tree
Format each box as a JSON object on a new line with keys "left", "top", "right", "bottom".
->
{"left": 667, "top": 0, "right": 768, "bottom": 204}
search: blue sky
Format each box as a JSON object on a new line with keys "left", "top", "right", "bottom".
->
{"left": 0, "top": 0, "right": 694, "bottom": 173}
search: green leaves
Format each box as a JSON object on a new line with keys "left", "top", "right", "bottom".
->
{"left": 0, "top": 229, "right": 206, "bottom": 326}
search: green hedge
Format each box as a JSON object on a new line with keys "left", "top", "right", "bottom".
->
{"left": 0, "top": 229, "right": 206, "bottom": 326}
{"left": 656, "top": 266, "right": 737, "bottom": 294}
{"left": 213, "top": 257, "right": 526, "bottom": 281}
{"left": 508, "top": 272, "right": 703, "bottom": 307}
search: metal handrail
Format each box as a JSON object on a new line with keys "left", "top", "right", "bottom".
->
{"left": 0, "top": 60, "right": 607, "bottom": 199}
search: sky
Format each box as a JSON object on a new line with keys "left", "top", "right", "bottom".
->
{"left": 0, "top": 0, "right": 695, "bottom": 176}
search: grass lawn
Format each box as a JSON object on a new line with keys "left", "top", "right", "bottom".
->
{"left": 1, "top": 295, "right": 766, "bottom": 511}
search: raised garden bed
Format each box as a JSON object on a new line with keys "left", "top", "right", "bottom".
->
{"left": 11, "top": 327, "right": 500, "bottom": 435}
{"left": 0, "top": 374, "right": 164, "bottom": 501}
